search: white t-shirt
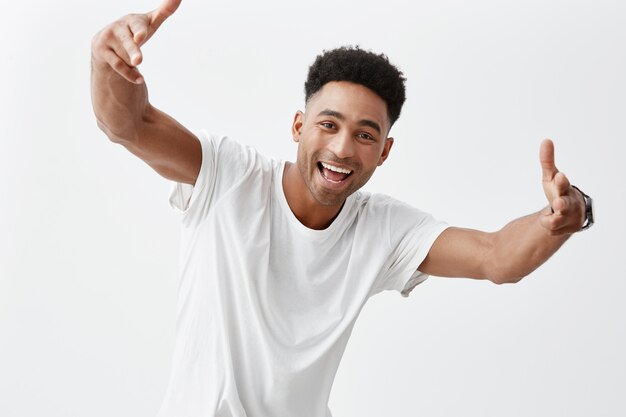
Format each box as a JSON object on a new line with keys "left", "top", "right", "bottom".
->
{"left": 158, "top": 131, "right": 449, "bottom": 417}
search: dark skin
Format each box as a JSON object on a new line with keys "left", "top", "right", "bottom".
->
{"left": 91, "top": 0, "right": 586, "bottom": 285}
{"left": 283, "top": 81, "right": 393, "bottom": 230}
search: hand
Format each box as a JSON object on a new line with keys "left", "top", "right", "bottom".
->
{"left": 91, "top": 0, "right": 182, "bottom": 84}
{"left": 539, "top": 139, "right": 586, "bottom": 235}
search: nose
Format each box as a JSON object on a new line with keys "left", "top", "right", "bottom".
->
{"left": 328, "top": 130, "right": 355, "bottom": 159}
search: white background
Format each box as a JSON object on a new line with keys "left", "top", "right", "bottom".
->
{"left": 1, "top": 0, "right": 624, "bottom": 416}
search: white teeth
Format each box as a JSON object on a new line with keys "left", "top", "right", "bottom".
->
{"left": 321, "top": 162, "right": 352, "bottom": 174}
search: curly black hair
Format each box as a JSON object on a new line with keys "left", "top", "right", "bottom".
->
{"left": 304, "top": 45, "right": 407, "bottom": 128}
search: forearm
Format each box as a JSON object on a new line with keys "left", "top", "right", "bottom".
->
{"left": 488, "top": 206, "right": 571, "bottom": 284}
{"left": 90, "top": 58, "right": 149, "bottom": 144}
{"left": 418, "top": 140, "right": 588, "bottom": 284}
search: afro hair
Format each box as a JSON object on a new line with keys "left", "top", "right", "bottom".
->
{"left": 304, "top": 45, "right": 407, "bottom": 128}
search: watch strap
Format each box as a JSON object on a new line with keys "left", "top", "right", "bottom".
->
{"left": 571, "top": 185, "right": 594, "bottom": 231}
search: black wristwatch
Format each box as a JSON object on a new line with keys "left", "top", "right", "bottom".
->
{"left": 571, "top": 185, "right": 594, "bottom": 231}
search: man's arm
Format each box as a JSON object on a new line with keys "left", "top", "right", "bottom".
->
{"left": 418, "top": 139, "right": 586, "bottom": 285}
{"left": 90, "top": 0, "right": 201, "bottom": 185}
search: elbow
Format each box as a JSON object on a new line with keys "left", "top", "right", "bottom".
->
{"left": 94, "top": 105, "right": 152, "bottom": 145}
{"left": 95, "top": 117, "right": 138, "bottom": 146}
{"left": 95, "top": 117, "right": 122, "bottom": 143}
{"left": 491, "top": 274, "right": 525, "bottom": 285}
{"left": 487, "top": 265, "right": 527, "bottom": 285}
{"left": 483, "top": 242, "right": 531, "bottom": 285}
{"left": 95, "top": 118, "right": 113, "bottom": 139}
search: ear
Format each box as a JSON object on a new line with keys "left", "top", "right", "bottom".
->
{"left": 292, "top": 111, "right": 304, "bottom": 142}
{"left": 377, "top": 137, "right": 394, "bottom": 166}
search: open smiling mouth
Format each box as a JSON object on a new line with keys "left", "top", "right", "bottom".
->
{"left": 317, "top": 161, "right": 353, "bottom": 183}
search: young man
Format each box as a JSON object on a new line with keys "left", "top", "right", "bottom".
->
{"left": 91, "top": 1, "right": 594, "bottom": 416}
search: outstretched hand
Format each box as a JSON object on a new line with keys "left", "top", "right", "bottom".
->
{"left": 539, "top": 139, "right": 586, "bottom": 235}
{"left": 91, "top": 0, "right": 182, "bottom": 84}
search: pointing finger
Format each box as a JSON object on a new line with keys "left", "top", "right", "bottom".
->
{"left": 540, "top": 139, "right": 559, "bottom": 182}
{"left": 149, "top": 0, "right": 182, "bottom": 29}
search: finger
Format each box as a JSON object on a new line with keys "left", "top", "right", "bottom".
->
{"left": 550, "top": 191, "right": 586, "bottom": 222}
{"left": 101, "top": 49, "right": 144, "bottom": 84}
{"left": 554, "top": 171, "right": 571, "bottom": 197}
{"left": 111, "top": 24, "right": 142, "bottom": 67}
{"left": 149, "top": 0, "right": 182, "bottom": 30}
{"left": 540, "top": 210, "right": 570, "bottom": 235}
{"left": 128, "top": 15, "right": 150, "bottom": 47}
{"left": 550, "top": 196, "right": 567, "bottom": 215}
{"left": 540, "top": 139, "right": 559, "bottom": 182}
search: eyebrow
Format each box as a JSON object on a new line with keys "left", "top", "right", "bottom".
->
{"left": 316, "top": 109, "right": 382, "bottom": 135}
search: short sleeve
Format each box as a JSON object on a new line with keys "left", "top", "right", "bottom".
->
{"left": 168, "top": 130, "right": 215, "bottom": 216}
{"left": 381, "top": 200, "right": 449, "bottom": 298}
{"left": 168, "top": 131, "right": 252, "bottom": 228}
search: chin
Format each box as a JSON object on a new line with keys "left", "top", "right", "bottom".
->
{"left": 310, "top": 180, "right": 361, "bottom": 207}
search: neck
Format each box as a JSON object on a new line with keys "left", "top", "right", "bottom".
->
{"left": 282, "top": 162, "right": 345, "bottom": 230}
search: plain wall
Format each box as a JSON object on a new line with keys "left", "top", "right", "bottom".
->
{"left": 1, "top": 0, "right": 624, "bottom": 416}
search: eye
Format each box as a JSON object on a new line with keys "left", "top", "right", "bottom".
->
{"left": 357, "top": 132, "right": 375, "bottom": 141}
{"left": 320, "top": 122, "right": 335, "bottom": 129}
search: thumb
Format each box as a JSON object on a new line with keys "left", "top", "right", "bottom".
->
{"left": 540, "top": 138, "right": 559, "bottom": 182}
{"left": 149, "top": 0, "right": 182, "bottom": 30}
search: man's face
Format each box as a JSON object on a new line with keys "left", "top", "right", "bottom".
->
{"left": 292, "top": 81, "right": 394, "bottom": 207}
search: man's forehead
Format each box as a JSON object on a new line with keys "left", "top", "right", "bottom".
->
{"left": 305, "top": 81, "right": 390, "bottom": 131}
